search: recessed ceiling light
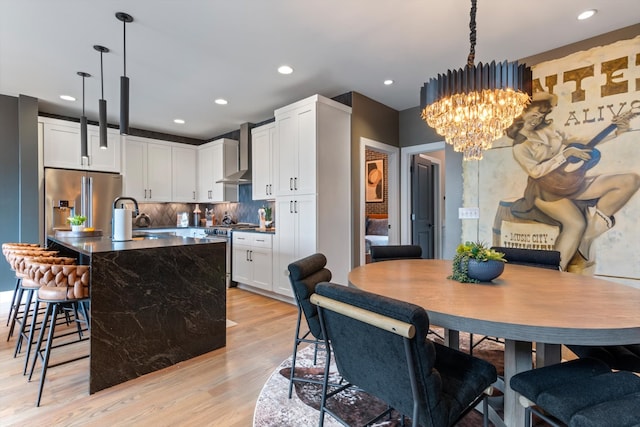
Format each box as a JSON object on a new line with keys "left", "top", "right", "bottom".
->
{"left": 174, "top": 119, "right": 185, "bottom": 124}
{"left": 60, "top": 95, "right": 76, "bottom": 101}
{"left": 384, "top": 79, "right": 394, "bottom": 86}
{"left": 214, "top": 98, "right": 228, "bottom": 105}
{"left": 278, "top": 65, "right": 294, "bottom": 75}
{"left": 577, "top": 9, "right": 597, "bottom": 20}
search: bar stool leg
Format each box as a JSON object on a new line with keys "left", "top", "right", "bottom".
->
{"left": 7, "top": 286, "right": 25, "bottom": 341}
{"left": 28, "top": 302, "right": 52, "bottom": 382}
{"left": 14, "top": 288, "right": 35, "bottom": 357}
{"left": 34, "top": 302, "right": 59, "bottom": 407}
{"left": 22, "top": 299, "right": 41, "bottom": 375}
{"left": 6, "top": 276, "right": 21, "bottom": 326}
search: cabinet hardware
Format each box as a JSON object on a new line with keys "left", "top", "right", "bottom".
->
{"left": 289, "top": 200, "right": 293, "bottom": 213}
{"left": 289, "top": 177, "right": 293, "bottom": 191}
{"left": 265, "top": 184, "right": 269, "bottom": 195}
{"left": 294, "top": 200, "right": 298, "bottom": 213}
{"left": 294, "top": 177, "right": 298, "bottom": 190}
{"left": 144, "top": 189, "right": 148, "bottom": 199}
{"left": 149, "top": 189, "right": 152, "bottom": 198}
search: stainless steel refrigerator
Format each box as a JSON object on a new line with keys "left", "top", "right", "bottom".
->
{"left": 44, "top": 168, "right": 123, "bottom": 239}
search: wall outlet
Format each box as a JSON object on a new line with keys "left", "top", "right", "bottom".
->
{"left": 458, "top": 207, "right": 480, "bottom": 219}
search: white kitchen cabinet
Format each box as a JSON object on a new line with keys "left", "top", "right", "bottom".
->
{"left": 197, "top": 138, "right": 238, "bottom": 203}
{"left": 273, "top": 195, "right": 316, "bottom": 296}
{"left": 272, "top": 95, "right": 352, "bottom": 297}
{"left": 124, "top": 136, "right": 172, "bottom": 202}
{"left": 251, "top": 122, "right": 276, "bottom": 200}
{"left": 232, "top": 232, "right": 273, "bottom": 291}
{"left": 41, "top": 117, "right": 121, "bottom": 173}
{"left": 172, "top": 144, "right": 197, "bottom": 202}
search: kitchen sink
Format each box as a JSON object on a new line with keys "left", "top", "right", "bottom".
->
{"left": 131, "top": 232, "right": 175, "bottom": 240}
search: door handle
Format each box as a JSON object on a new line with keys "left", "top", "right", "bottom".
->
{"left": 193, "top": 191, "right": 196, "bottom": 200}
{"left": 294, "top": 200, "right": 298, "bottom": 213}
{"left": 294, "top": 177, "right": 298, "bottom": 190}
{"left": 246, "top": 250, "right": 250, "bottom": 261}
{"left": 149, "top": 189, "right": 152, "bottom": 199}
{"left": 289, "top": 178, "right": 293, "bottom": 191}
{"left": 265, "top": 184, "right": 269, "bottom": 195}
{"left": 249, "top": 250, "right": 253, "bottom": 262}
{"left": 290, "top": 200, "right": 293, "bottom": 213}
{"left": 144, "top": 189, "right": 148, "bottom": 199}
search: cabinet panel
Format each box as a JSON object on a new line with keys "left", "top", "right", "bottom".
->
{"left": 196, "top": 139, "right": 238, "bottom": 203}
{"left": 252, "top": 123, "right": 275, "bottom": 200}
{"left": 273, "top": 115, "right": 297, "bottom": 196}
{"left": 232, "top": 232, "right": 272, "bottom": 291}
{"left": 172, "top": 145, "right": 197, "bottom": 202}
{"left": 146, "top": 142, "right": 172, "bottom": 202}
{"left": 41, "top": 118, "right": 121, "bottom": 172}
{"left": 295, "top": 108, "right": 316, "bottom": 195}
{"left": 123, "top": 138, "right": 147, "bottom": 200}
{"left": 124, "top": 137, "right": 171, "bottom": 202}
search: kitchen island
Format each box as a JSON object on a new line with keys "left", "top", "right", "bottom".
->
{"left": 47, "top": 234, "right": 227, "bottom": 394}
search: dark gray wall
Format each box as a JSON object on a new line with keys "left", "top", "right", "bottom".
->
{"left": 0, "top": 94, "right": 39, "bottom": 292}
{"left": 0, "top": 95, "right": 21, "bottom": 291}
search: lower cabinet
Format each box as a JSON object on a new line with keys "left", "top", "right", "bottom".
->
{"left": 232, "top": 232, "right": 273, "bottom": 291}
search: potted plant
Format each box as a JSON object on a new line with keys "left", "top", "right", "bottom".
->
{"left": 264, "top": 206, "right": 273, "bottom": 228}
{"left": 67, "top": 215, "right": 87, "bottom": 232}
{"left": 449, "top": 241, "right": 506, "bottom": 283}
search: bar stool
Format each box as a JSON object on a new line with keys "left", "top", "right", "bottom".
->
{"left": 25, "top": 260, "right": 90, "bottom": 406}
{"left": 2, "top": 243, "right": 45, "bottom": 327}
{"left": 17, "top": 255, "right": 77, "bottom": 374}
{"left": 5, "top": 248, "right": 58, "bottom": 341}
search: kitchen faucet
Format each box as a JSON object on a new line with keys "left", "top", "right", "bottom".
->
{"left": 112, "top": 196, "right": 140, "bottom": 237}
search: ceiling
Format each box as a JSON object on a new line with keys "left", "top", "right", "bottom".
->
{"left": 2, "top": 1, "right": 639, "bottom": 141}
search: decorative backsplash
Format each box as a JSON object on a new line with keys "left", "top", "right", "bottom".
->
{"left": 138, "top": 184, "right": 275, "bottom": 227}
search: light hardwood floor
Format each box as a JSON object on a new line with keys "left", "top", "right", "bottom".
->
{"left": 0, "top": 288, "right": 297, "bottom": 426}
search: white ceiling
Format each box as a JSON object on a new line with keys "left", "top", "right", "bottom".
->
{"left": 2, "top": 0, "right": 639, "bottom": 140}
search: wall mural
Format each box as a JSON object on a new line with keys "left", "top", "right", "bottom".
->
{"left": 462, "top": 35, "right": 640, "bottom": 281}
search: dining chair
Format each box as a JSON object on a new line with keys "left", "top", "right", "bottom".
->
{"left": 286, "top": 253, "right": 333, "bottom": 399}
{"left": 370, "top": 244, "right": 422, "bottom": 262}
{"left": 566, "top": 343, "right": 640, "bottom": 373}
{"left": 510, "top": 358, "right": 640, "bottom": 427}
{"left": 312, "top": 282, "right": 497, "bottom": 427}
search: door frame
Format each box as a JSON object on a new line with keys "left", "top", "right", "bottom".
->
{"left": 359, "top": 137, "right": 399, "bottom": 266}
{"left": 401, "top": 142, "right": 445, "bottom": 259}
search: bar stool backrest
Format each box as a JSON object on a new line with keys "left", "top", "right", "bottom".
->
{"left": 27, "top": 262, "right": 89, "bottom": 299}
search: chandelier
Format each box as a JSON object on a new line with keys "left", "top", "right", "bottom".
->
{"left": 420, "top": 0, "right": 531, "bottom": 160}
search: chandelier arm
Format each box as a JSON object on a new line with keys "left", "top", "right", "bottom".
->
{"left": 467, "top": 0, "right": 477, "bottom": 68}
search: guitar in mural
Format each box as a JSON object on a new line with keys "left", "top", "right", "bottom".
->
{"left": 535, "top": 108, "right": 640, "bottom": 196}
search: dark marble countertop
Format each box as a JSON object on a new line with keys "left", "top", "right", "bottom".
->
{"left": 48, "top": 234, "right": 226, "bottom": 256}
{"left": 231, "top": 228, "right": 276, "bottom": 235}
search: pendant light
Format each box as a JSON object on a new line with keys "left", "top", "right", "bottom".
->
{"left": 78, "top": 71, "right": 91, "bottom": 158}
{"left": 94, "top": 45, "right": 109, "bottom": 149}
{"left": 116, "top": 12, "right": 134, "bottom": 135}
{"left": 420, "top": 0, "right": 532, "bottom": 160}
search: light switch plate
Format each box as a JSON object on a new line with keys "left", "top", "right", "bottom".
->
{"left": 458, "top": 207, "right": 480, "bottom": 219}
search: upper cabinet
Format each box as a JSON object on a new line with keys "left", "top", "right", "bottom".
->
{"left": 40, "top": 117, "right": 121, "bottom": 173}
{"left": 124, "top": 136, "right": 172, "bottom": 202}
{"left": 172, "top": 144, "right": 197, "bottom": 203}
{"left": 197, "top": 138, "right": 239, "bottom": 203}
{"left": 273, "top": 100, "right": 319, "bottom": 196}
{"left": 251, "top": 122, "right": 276, "bottom": 200}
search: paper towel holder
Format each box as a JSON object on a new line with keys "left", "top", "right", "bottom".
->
{"left": 112, "top": 196, "right": 139, "bottom": 239}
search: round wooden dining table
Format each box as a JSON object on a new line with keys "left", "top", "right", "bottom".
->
{"left": 348, "top": 259, "right": 640, "bottom": 427}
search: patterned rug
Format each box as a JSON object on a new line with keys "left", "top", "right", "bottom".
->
{"left": 253, "top": 331, "right": 507, "bottom": 427}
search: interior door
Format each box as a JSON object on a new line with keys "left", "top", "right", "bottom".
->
{"left": 411, "top": 155, "right": 435, "bottom": 258}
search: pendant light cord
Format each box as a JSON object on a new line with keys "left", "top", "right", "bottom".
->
{"left": 123, "top": 20, "right": 127, "bottom": 77}
{"left": 82, "top": 75, "right": 86, "bottom": 115}
{"left": 100, "top": 51, "right": 104, "bottom": 99}
{"left": 467, "top": 0, "right": 477, "bottom": 68}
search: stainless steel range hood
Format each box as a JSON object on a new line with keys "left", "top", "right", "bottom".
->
{"left": 216, "top": 122, "right": 252, "bottom": 184}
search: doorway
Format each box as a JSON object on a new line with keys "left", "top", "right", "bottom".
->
{"left": 401, "top": 142, "right": 445, "bottom": 259}
{"left": 360, "top": 138, "right": 399, "bottom": 266}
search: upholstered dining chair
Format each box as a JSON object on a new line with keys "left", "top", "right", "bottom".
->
{"left": 566, "top": 343, "right": 640, "bottom": 373}
{"left": 370, "top": 244, "right": 422, "bottom": 262}
{"left": 312, "top": 282, "right": 497, "bottom": 427}
{"left": 286, "top": 253, "right": 333, "bottom": 399}
{"left": 510, "top": 358, "right": 640, "bottom": 427}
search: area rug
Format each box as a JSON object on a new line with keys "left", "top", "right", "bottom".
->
{"left": 254, "top": 330, "right": 508, "bottom": 427}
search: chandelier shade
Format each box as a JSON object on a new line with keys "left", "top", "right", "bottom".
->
{"left": 419, "top": 0, "right": 531, "bottom": 160}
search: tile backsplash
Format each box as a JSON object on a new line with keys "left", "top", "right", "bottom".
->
{"left": 138, "top": 184, "right": 275, "bottom": 227}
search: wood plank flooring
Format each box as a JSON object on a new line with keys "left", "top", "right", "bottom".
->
{"left": 0, "top": 288, "right": 297, "bottom": 427}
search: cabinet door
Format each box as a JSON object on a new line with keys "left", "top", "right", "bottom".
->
{"left": 296, "top": 107, "right": 317, "bottom": 195}
{"left": 274, "top": 197, "right": 297, "bottom": 296}
{"left": 124, "top": 138, "right": 147, "bottom": 201}
{"left": 87, "top": 128, "right": 121, "bottom": 173}
{"left": 197, "top": 145, "right": 213, "bottom": 202}
{"left": 274, "top": 114, "right": 297, "bottom": 196}
{"left": 43, "top": 122, "right": 83, "bottom": 169}
{"left": 210, "top": 143, "right": 225, "bottom": 202}
{"left": 172, "top": 145, "right": 197, "bottom": 202}
{"left": 146, "top": 143, "right": 172, "bottom": 202}
{"left": 252, "top": 125, "right": 274, "bottom": 200}
{"left": 295, "top": 194, "right": 317, "bottom": 259}
{"left": 232, "top": 245, "right": 252, "bottom": 284}
{"left": 251, "top": 247, "right": 272, "bottom": 290}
